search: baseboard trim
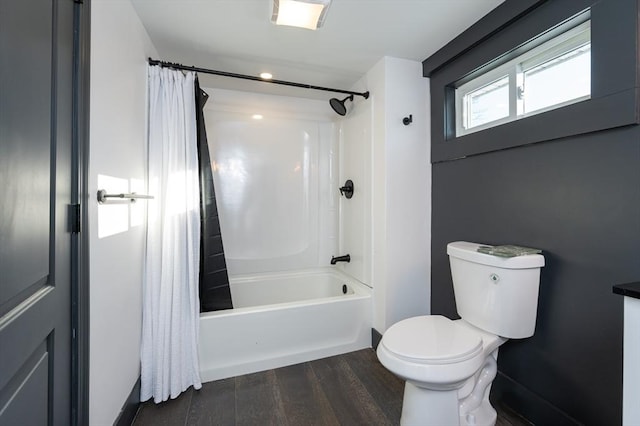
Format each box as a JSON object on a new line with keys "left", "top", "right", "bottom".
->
{"left": 371, "top": 328, "right": 382, "bottom": 350}
{"left": 114, "top": 376, "right": 141, "bottom": 426}
{"left": 491, "top": 371, "right": 580, "bottom": 426}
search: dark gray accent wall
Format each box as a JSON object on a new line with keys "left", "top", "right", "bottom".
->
{"left": 432, "top": 128, "right": 639, "bottom": 424}
{"left": 426, "top": 0, "right": 640, "bottom": 424}
{"left": 371, "top": 328, "right": 382, "bottom": 350}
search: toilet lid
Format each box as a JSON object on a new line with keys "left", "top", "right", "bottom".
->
{"left": 381, "top": 316, "right": 483, "bottom": 364}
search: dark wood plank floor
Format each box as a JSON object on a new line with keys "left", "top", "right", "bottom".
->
{"left": 132, "top": 349, "right": 530, "bottom": 426}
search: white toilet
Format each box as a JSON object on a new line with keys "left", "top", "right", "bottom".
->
{"left": 377, "top": 241, "right": 544, "bottom": 426}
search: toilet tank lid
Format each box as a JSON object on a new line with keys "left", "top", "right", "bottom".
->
{"left": 447, "top": 241, "right": 545, "bottom": 269}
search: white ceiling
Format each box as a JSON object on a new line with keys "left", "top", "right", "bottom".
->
{"left": 131, "top": 0, "right": 504, "bottom": 99}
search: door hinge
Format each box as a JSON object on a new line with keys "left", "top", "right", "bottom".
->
{"left": 70, "top": 204, "right": 81, "bottom": 233}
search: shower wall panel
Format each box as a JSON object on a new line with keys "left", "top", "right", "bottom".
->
{"left": 338, "top": 101, "right": 372, "bottom": 286}
{"left": 204, "top": 89, "right": 337, "bottom": 276}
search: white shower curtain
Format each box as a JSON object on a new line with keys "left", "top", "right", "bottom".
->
{"left": 141, "top": 65, "right": 202, "bottom": 403}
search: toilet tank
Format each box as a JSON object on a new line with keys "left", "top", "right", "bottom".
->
{"left": 447, "top": 241, "right": 545, "bottom": 339}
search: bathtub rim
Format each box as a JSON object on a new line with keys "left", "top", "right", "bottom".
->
{"left": 200, "top": 267, "right": 371, "bottom": 319}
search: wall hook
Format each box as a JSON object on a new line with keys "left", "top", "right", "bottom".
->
{"left": 403, "top": 114, "right": 413, "bottom": 126}
{"left": 339, "top": 180, "right": 354, "bottom": 199}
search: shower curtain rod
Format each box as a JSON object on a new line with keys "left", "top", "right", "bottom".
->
{"left": 148, "top": 58, "right": 370, "bottom": 99}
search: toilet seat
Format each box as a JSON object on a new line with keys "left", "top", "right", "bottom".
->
{"left": 380, "top": 315, "right": 483, "bottom": 365}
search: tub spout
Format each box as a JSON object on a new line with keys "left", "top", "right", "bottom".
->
{"left": 331, "top": 254, "right": 351, "bottom": 265}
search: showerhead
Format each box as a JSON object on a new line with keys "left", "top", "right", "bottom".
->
{"left": 329, "top": 95, "right": 354, "bottom": 116}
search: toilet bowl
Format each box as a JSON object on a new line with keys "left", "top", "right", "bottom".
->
{"left": 378, "top": 316, "right": 506, "bottom": 426}
{"left": 377, "top": 241, "right": 544, "bottom": 426}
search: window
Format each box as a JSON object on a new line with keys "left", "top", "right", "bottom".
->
{"left": 455, "top": 20, "right": 590, "bottom": 136}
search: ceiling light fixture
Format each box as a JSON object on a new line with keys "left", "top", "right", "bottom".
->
{"left": 259, "top": 72, "right": 273, "bottom": 80}
{"left": 271, "top": 0, "right": 332, "bottom": 30}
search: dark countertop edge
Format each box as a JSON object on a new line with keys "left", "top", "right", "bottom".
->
{"left": 613, "top": 282, "right": 640, "bottom": 299}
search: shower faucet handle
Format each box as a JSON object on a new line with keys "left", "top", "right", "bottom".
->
{"left": 339, "top": 180, "right": 354, "bottom": 199}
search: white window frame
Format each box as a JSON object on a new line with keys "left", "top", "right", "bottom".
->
{"left": 455, "top": 20, "right": 591, "bottom": 137}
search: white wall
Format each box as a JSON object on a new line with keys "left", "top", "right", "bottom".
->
{"left": 89, "top": 1, "right": 158, "bottom": 425}
{"left": 340, "top": 57, "right": 431, "bottom": 333}
{"left": 383, "top": 58, "right": 431, "bottom": 328}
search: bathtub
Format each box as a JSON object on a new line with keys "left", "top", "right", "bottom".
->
{"left": 198, "top": 268, "right": 372, "bottom": 382}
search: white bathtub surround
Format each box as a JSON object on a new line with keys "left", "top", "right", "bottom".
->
{"left": 141, "top": 66, "right": 202, "bottom": 403}
{"left": 198, "top": 90, "right": 371, "bottom": 381}
{"left": 204, "top": 89, "right": 338, "bottom": 276}
{"left": 199, "top": 269, "right": 372, "bottom": 382}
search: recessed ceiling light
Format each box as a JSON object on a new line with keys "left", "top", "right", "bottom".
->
{"left": 259, "top": 72, "right": 273, "bottom": 80}
{"left": 252, "top": 114, "right": 264, "bottom": 120}
{"left": 270, "top": 0, "right": 332, "bottom": 30}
